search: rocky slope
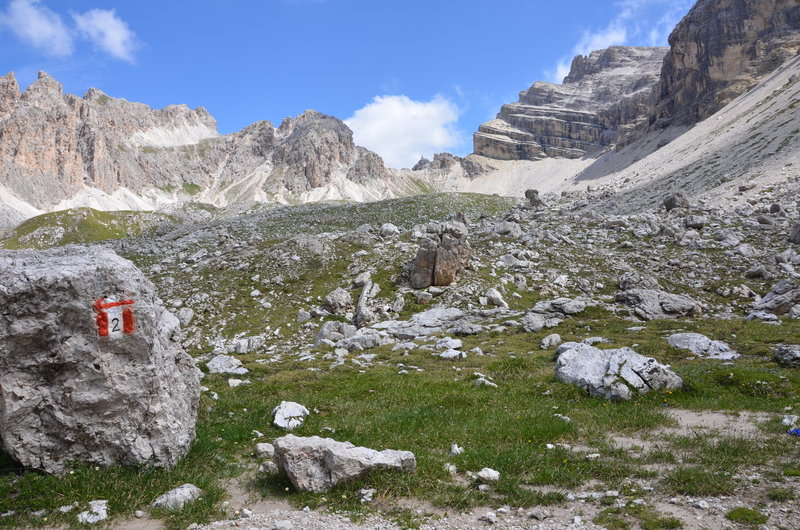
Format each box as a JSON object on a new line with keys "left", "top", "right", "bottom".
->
{"left": 473, "top": 47, "right": 667, "bottom": 161}
{"left": 652, "top": 0, "right": 800, "bottom": 128}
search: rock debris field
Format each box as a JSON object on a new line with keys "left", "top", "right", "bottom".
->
{"left": 0, "top": 190, "right": 799, "bottom": 529}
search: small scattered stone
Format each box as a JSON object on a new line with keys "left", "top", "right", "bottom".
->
{"left": 477, "top": 467, "right": 500, "bottom": 483}
{"left": 151, "top": 484, "right": 203, "bottom": 511}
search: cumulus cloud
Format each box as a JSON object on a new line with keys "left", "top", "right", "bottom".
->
{"left": 545, "top": 0, "right": 693, "bottom": 83}
{"left": 345, "top": 95, "right": 462, "bottom": 169}
{"left": 0, "top": 0, "right": 140, "bottom": 61}
{"left": 0, "top": 0, "right": 73, "bottom": 57}
{"left": 73, "top": 9, "right": 138, "bottom": 62}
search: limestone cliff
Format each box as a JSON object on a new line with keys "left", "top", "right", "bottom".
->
{"left": 653, "top": 0, "right": 800, "bottom": 128}
{"left": 473, "top": 47, "right": 667, "bottom": 161}
{"left": 0, "top": 72, "right": 393, "bottom": 212}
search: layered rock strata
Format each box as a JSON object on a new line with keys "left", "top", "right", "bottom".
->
{"left": 474, "top": 46, "right": 667, "bottom": 160}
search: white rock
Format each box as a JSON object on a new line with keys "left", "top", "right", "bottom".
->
{"left": 475, "top": 377, "right": 498, "bottom": 388}
{"left": 207, "top": 354, "right": 249, "bottom": 375}
{"left": 667, "top": 333, "right": 740, "bottom": 360}
{"left": 450, "top": 443, "right": 464, "bottom": 455}
{"left": 485, "top": 288, "right": 509, "bottom": 309}
{"left": 151, "top": 484, "right": 203, "bottom": 511}
{"left": 555, "top": 343, "right": 683, "bottom": 401}
{"left": 272, "top": 401, "right": 310, "bottom": 431}
{"left": 439, "top": 349, "right": 466, "bottom": 360}
{"left": 255, "top": 442, "right": 275, "bottom": 459}
{"left": 273, "top": 520, "right": 293, "bottom": 530}
{"left": 359, "top": 488, "right": 377, "bottom": 504}
{"left": 477, "top": 467, "right": 500, "bottom": 483}
{"left": 77, "top": 500, "right": 108, "bottom": 524}
{"left": 540, "top": 333, "right": 562, "bottom": 349}
{"left": 436, "top": 337, "right": 463, "bottom": 350}
{"left": 481, "top": 511, "right": 497, "bottom": 524}
{"left": 273, "top": 434, "right": 416, "bottom": 492}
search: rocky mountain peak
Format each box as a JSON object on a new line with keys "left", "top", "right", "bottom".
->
{"left": 0, "top": 72, "right": 19, "bottom": 116}
{"left": 19, "top": 70, "right": 64, "bottom": 108}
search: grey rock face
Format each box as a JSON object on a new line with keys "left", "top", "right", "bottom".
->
{"left": 615, "top": 289, "right": 702, "bottom": 320}
{"left": 410, "top": 221, "right": 471, "bottom": 289}
{"left": 474, "top": 46, "right": 667, "bottom": 160}
{"left": 555, "top": 343, "right": 682, "bottom": 401}
{"left": 151, "top": 484, "right": 203, "bottom": 511}
{"left": 0, "top": 247, "right": 199, "bottom": 473}
{"left": 667, "top": 333, "right": 740, "bottom": 360}
{"left": 273, "top": 434, "right": 416, "bottom": 492}
{"left": 653, "top": 0, "right": 800, "bottom": 128}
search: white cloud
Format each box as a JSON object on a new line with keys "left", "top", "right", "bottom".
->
{"left": 545, "top": 0, "right": 693, "bottom": 83}
{"left": 73, "top": 9, "right": 138, "bottom": 62}
{"left": 0, "top": 0, "right": 73, "bottom": 57}
{"left": 0, "top": 1, "right": 140, "bottom": 61}
{"left": 345, "top": 95, "right": 462, "bottom": 169}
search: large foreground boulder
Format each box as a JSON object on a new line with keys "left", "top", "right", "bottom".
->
{"left": 555, "top": 343, "right": 682, "bottom": 401}
{"left": 0, "top": 247, "right": 200, "bottom": 473}
{"left": 410, "top": 221, "right": 471, "bottom": 289}
{"left": 274, "top": 434, "right": 416, "bottom": 492}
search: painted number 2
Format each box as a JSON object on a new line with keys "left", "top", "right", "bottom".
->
{"left": 94, "top": 297, "right": 136, "bottom": 339}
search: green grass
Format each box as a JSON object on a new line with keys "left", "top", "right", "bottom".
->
{"left": 726, "top": 507, "right": 768, "bottom": 526}
{"left": 0, "top": 208, "right": 166, "bottom": 249}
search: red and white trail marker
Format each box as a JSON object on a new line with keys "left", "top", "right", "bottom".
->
{"left": 94, "top": 297, "right": 135, "bottom": 339}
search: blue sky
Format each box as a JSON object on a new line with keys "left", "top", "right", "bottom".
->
{"left": 0, "top": 0, "right": 694, "bottom": 168}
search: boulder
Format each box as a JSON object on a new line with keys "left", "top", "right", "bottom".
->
{"left": 775, "top": 345, "right": 800, "bottom": 368}
{"left": 789, "top": 223, "right": 800, "bottom": 245}
{"left": 555, "top": 343, "right": 682, "bottom": 401}
{"left": 273, "top": 434, "right": 416, "bottom": 492}
{"left": 206, "top": 354, "right": 249, "bottom": 374}
{"left": 272, "top": 401, "right": 310, "bottom": 431}
{"left": 663, "top": 192, "right": 690, "bottom": 211}
{"left": 752, "top": 280, "right": 800, "bottom": 315}
{"left": 540, "top": 333, "right": 562, "bottom": 349}
{"left": 484, "top": 288, "right": 508, "bottom": 309}
{"left": 323, "top": 287, "right": 353, "bottom": 314}
{"left": 525, "top": 189, "right": 547, "bottom": 208}
{"left": 667, "top": 333, "right": 740, "bottom": 360}
{"left": 380, "top": 223, "right": 400, "bottom": 237}
{"left": 615, "top": 289, "right": 702, "bottom": 320}
{"left": 151, "top": 484, "right": 203, "bottom": 511}
{"left": 410, "top": 221, "right": 470, "bottom": 289}
{"left": 0, "top": 247, "right": 199, "bottom": 474}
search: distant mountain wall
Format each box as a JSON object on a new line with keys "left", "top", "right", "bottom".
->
{"left": 473, "top": 46, "right": 667, "bottom": 161}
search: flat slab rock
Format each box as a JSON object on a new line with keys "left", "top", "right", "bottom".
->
{"left": 274, "top": 434, "right": 416, "bottom": 493}
{"left": 555, "top": 343, "right": 682, "bottom": 401}
{"left": 668, "top": 332, "right": 740, "bottom": 360}
{"left": 615, "top": 289, "right": 702, "bottom": 321}
{"left": 151, "top": 483, "right": 203, "bottom": 511}
{"left": 0, "top": 247, "right": 200, "bottom": 474}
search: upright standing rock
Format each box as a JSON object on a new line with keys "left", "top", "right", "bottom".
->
{"left": 410, "top": 221, "right": 471, "bottom": 289}
{"left": 790, "top": 223, "right": 800, "bottom": 245}
{"left": 0, "top": 247, "right": 200, "bottom": 473}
